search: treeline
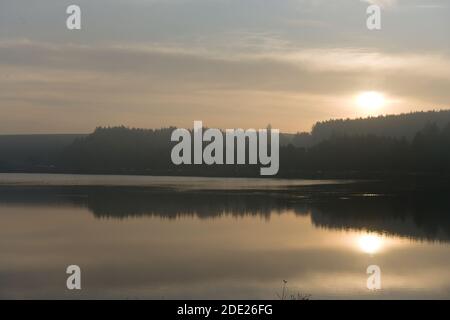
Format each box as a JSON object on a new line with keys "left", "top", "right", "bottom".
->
{"left": 60, "top": 126, "right": 175, "bottom": 174}
{"left": 53, "top": 122, "right": 450, "bottom": 178}
{"left": 2, "top": 110, "right": 450, "bottom": 178}
{"left": 59, "top": 126, "right": 262, "bottom": 176}
{"left": 266, "top": 110, "right": 450, "bottom": 148}
{"left": 311, "top": 110, "right": 450, "bottom": 143}
{"left": 281, "top": 122, "right": 450, "bottom": 177}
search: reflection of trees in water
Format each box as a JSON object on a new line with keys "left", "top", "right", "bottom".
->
{"left": 310, "top": 193, "right": 450, "bottom": 242}
{"left": 0, "top": 185, "right": 449, "bottom": 241}
{"left": 85, "top": 189, "right": 310, "bottom": 220}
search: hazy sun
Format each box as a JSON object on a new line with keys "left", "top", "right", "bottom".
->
{"left": 356, "top": 91, "right": 385, "bottom": 115}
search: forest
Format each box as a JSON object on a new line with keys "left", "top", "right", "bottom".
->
{"left": 1, "top": 110, "right": 450, "bottom": 178}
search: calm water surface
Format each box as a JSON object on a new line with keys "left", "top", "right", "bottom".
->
{"left": 0, "top": 173, "right": 449, "bottom": 299}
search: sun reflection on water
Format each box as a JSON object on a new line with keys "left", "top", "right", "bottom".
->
{"left": 358, "top": 234, "right": 383, "bottom": 254}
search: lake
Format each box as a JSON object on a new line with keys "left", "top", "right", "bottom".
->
{"left": 0, "top": 173, "right": 449, "bottom": 299}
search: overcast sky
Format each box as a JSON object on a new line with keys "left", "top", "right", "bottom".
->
{"left": 0, "top": 0, "right": 449, "bottom": 133}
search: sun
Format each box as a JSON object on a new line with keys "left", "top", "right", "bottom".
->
{"left": 356, "top": 91, "right": 385, "bottom": 115}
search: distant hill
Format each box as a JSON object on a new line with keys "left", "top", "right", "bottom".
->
{"left": 0, "top": 134, "right": 85, "bottom": 170}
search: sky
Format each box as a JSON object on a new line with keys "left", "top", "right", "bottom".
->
{"left": 0, "top": 0, "right": 449, "bottom": 133}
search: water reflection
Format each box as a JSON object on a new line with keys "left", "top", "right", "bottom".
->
{"left": 357, "top": 234, "right": 383, "bottom": 254}
{"left": 0, "top": 177, "right": 450, "bottom": 299}
{"left": 0, "top": 183, "right": 449, "bottom": 242}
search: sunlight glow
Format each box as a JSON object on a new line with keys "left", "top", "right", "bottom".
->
{"left": 358, "top": 234, "right": 383, "bottom": 254}
{"left": 356, "top": 91, "right": 385, "bottom": 115}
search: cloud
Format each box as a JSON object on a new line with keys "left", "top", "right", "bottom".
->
{"left": 2, "top": 40, "right": 449, "bottom": 79}
{"left": 0, "top": 39, "right": 449, "bottom": 133}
